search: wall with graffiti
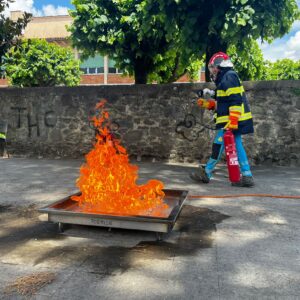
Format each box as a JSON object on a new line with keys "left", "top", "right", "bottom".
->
{"left": 0, "top": 81, "right": 299, "bottom": 165}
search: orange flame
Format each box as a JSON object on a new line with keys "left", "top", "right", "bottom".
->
{"left": 72, "top": 100, "right": 168, "bottom": 217}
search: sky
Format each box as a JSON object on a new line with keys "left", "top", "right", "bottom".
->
{"left": 5, "top": 0, "right": 72, "bottom": 17}
{"left": 5, "top": 0, "right": 300, "bottom": 62}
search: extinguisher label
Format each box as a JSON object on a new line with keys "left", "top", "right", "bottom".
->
{"left": 229, "top": 157, "right": 239, "bottom": 165}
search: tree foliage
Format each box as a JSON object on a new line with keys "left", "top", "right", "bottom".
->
{"left": 4, "top": 39, "right": 81, "bottom": 87}
{"left": 227, "top": 39, "right": 266, "bottom": 81}
{"left": 263, "top": 59, "right": 300, "bottom": 80}
{"left": 0, "top": 0, "right": 31, "bottom": 71}
{"left": 147, "top": 52, "right": 204, "bottom": 84}
{"left": 151, "top": 0, "right": 299, "bottom": 80}
{"left": 70, "top": 0, "right": 200, "bottom": 84}
{"left": 70, "top": 0, "right": 299, "bottom": 83}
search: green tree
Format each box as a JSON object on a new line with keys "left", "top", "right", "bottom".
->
{"left": 4, "top": 39, "right": 81, "bottom": 87}
{"left": 0, "top": 0, "right": 31, "bottom": 72}
{"left": 263, "top": 59, "right": 300, "bottom": 80}
{"left": 147, "top": 51, "right": 204, "bottom": 84}
{"left": 70, "top": 0, "right": 200, "bottom": 84}
{"left": 227, "top": 39, "right": 266, "bottom": 81}
{"left": 151, "top": 0, "right": 299, "bottom": 81}
{"left": 70, "top": 0, "right": 299, "bottom": 83}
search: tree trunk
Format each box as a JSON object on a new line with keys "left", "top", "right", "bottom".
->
{"left": 134, "top": 59, "right": 149, "bottom": 84}
{"left": 205, "top": 35, "right": 228, "bottom": 82}
{"left": 166, "top": 54, "right": 185, "bottom": 83}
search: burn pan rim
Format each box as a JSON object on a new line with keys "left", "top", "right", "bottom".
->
{"left": 38, "top": 189, "right": 189, "bottom": 224}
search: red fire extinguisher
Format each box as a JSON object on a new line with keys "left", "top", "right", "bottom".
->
{"left": 224, "top": 129, "right": 241, "bottom": 183}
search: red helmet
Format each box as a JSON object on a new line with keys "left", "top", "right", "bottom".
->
{"left": 208, "top": 52, "right": 233, "bottom": 68}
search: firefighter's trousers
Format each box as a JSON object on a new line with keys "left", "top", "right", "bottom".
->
{"left": 204, "top": 129, "right": 252, "bottom": 179}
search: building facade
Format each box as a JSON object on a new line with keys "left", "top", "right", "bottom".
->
{"left": 0, "top": 11, "right": 205, "bottom": 87}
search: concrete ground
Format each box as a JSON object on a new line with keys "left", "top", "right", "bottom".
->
{"left": 0, "top": 158, "right": 299, "bottom": 299}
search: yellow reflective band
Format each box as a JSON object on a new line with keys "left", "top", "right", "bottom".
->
{"left": 239, "top": 112, "right": 252, "bottom": 121}
{"left": 217, "top": 86, "right": 244, "bottom": 97}
{"left": 218, "top": 137, "right": 223, "bottom": 142}
{"left": 0, "top": 133, "right": 6, "bottom": 139}
{"left": 216, "top": 90, "right": 226, "bottom": 97}
{"left": 216, "top": 116, "right": 229, "bottom": 124}
{"left": 229, "top": 105, "right": 242, "bottom": 113}
{"left": 216, "top": 112, "right": 252, "bottom": 124}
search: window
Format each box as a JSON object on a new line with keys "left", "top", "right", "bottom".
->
{"left": 79, "top": 55, "right": 123, "bottom": 74}
{"left": 80, "top": 68, "right": 88, "bottom": 74}
{"left": 89, "top": 67, "right": 96, "bottom": 74}
{"left": 108, "top": 67, "right": 117, "bottom": 74}
{"left": 108, "top": 58, "right": 123, "bottom": 74}
{"left": 80, "top": 54, "right": 104, "bottom": 75}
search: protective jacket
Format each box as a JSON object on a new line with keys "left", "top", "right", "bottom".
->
{"left": 215, "top": 68, "right": 254, "bottom": 135}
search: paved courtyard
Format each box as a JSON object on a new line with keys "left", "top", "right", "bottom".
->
{"left": 0, "top": 158, "right": 299, "bottom": 299}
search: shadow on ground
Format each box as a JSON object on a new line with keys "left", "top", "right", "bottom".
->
{"left": 0, "top": 204, "right": 229, "bottom": 278}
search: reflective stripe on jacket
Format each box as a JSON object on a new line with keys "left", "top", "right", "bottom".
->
{"left": 215, "top": 68, "right": 254, "bottom": 135}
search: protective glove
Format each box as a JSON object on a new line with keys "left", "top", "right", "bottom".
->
{"left": 202, "top": 88, "right": 215, "bottom": 97}
{"left": 197, "top": 98, "right": 216, "bottom": 110}
{"left": 225, "top": 110, "right": 241, "bottom": 130}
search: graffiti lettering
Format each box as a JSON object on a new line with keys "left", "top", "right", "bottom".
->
{"left": 89, "top": 119, "right": 121, "bottom": 140}
{"left": 27, "top": 113, "right": 40, "bottom": 137}
{"left": 10, "top": 107, "right": 57, "bottom": 137}
{"left": 11, "top": 107, "right": 26, "bottom": 128}
{"left": 175, "top": 113, "right": 216, "bottom": 142}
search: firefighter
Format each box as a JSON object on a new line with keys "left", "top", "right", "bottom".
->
{"left": 190, "top": 52, "right": 254, "bottom": 187}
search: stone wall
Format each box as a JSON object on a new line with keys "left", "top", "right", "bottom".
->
{"left": 0, "top": 80, "right": 299, "bottom": 165}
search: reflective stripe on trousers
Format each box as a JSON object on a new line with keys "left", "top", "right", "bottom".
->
{"left": 204, "top": 129, "right": 252, "bottom": 179}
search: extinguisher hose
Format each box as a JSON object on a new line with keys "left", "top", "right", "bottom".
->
{"left": 188, "top": 194, "right": 300, "bottom": 200}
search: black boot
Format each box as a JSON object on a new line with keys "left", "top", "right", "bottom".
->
{"left": 232, "top": 176, "right": 254, "bottom": 187}
{"left": 189, "top": 166, "right": 210, "bottom": 183}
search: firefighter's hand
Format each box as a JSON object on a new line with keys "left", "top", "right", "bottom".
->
{"left": 197, "top": 98, "right": 205, "bottom": 107}
{"left": 197, "top": 98, "right": 216, "bottom": 110}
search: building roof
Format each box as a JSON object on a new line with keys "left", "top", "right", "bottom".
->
{"left": 25, "top": 15, "right": 72, "bottom": 39}
{"left": 11, "top": 11, "right": 72, "bottom": 40}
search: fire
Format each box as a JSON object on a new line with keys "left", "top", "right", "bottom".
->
{"left": 72, "top": 100, "right": 168, "bottom": 217}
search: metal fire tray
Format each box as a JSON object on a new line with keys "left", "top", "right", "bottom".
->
{"left": 39, "top": 189, "right": 188, "bottom": 235}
